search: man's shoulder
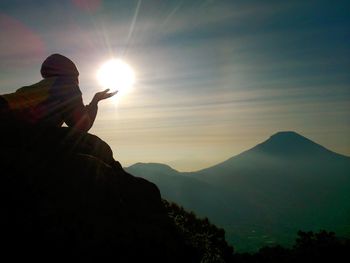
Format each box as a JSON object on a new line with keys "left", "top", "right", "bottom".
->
{"left": 16, "top": 78, "right": 56, "bottom": 91}
{"left": 49, "top": 77, "right": 82, "bottom": 97}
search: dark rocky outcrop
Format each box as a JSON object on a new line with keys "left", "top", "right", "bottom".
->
{"left": 0, "top": 126, "right": 194, "bottom": 262}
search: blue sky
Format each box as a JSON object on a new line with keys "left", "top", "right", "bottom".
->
{"left": 1, "top": 0, "right": 349, "bottom": 170}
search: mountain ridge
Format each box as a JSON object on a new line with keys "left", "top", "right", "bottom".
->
{"left": 126, "top": 131, "right": 350, "bottom": 174}
{"left": 194, "top": 131, "right": 349, "bottom": 175}
{"left": 128, "top": 162, "right": 180, "bottom": 175}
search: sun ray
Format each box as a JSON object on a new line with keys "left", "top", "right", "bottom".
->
{"left": 122, "top": 0, "right": 142, "bottom": 57}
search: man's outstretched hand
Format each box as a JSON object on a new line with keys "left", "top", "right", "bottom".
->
{"left": 92, "top": 89, "right": 118, "bottom": 104}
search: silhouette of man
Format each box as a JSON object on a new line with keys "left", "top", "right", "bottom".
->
{"left": 0, "top": 54, "right": 116, "bottom": 132}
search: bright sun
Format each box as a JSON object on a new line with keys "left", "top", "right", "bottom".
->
{"left": 97, "top": 59, "right": 135, "bottom": 94}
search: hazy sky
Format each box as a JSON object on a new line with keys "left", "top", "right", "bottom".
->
{"left": 1, "top": 0, "right": 349, "bottom": 171}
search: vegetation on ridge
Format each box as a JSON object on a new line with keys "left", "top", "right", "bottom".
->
{"left": 164, "top": 199, "right": 350, "bottom": 263}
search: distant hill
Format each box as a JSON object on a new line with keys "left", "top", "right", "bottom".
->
{"left": 125, "top": 131, "right": 350, "bottom": 251}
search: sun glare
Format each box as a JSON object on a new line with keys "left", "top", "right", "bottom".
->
{"left": 97, "top": 59, "right": 135, "bottom": 94}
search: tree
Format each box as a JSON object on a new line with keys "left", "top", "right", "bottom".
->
{"left": 163, "top": 200, "right": 234, "bottom": 263}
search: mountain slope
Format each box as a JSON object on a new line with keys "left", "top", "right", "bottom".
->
{"left": 193, "top": 131, "right": 350, "bottom": 248}
{"left": 126, "top": 163, "right": 251, "bottom": 223}
{"left": 194, "top": 131, "right": 350, "bottom": 220}
{"left": 127, "top": 131, "right": 350, "bottom": 251}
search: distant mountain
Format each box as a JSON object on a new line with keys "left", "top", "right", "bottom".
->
{"left": 127, "top": 162, "right": 181, "bottom": 178}
{"left": 127, "top": 163, "right": 245, "bottom": 223}
{"left": 196, "top": 131, "right": 348, "bottom": 177}
{"left": 126, "top": 131, "right": 350, "bottom": 251}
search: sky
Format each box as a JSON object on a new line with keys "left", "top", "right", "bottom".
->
{"left": 0, "top": 0, "right": 349, "bottom": 171}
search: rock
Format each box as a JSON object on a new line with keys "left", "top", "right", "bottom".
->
{"left": 0, "top": 126, "right": 193, "bottom": 262}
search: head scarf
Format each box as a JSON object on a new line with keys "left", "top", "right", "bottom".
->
{"left": 41, "top": 54, "right": 79, "bottom": 78}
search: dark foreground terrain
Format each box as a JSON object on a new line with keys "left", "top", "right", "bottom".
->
{"left": 1, "top": 126, "right": 348, "bottom": 262}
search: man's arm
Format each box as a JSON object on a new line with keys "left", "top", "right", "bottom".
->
{"left": 63, "top": 88, "right": 117, "bottom": 132}
{"left": 63, "top": 96, "right": 98, "bottom": 132}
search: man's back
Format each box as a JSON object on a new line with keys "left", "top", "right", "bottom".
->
{"left": 1, "top": 76, "right": 81, "bottom": 127}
